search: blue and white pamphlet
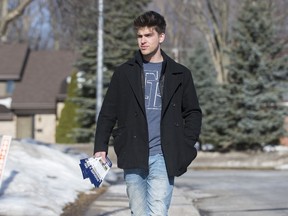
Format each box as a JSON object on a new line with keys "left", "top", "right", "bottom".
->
{"left": 79, "top": 156, "right": 112, "bottom": 187}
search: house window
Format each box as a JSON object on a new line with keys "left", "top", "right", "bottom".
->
{"left": 6, "top": 80, "right": 14, "bottom": 95}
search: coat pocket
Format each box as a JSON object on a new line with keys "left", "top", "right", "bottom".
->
{"left": 112, "top": 126, "right": 126, "bottom": 156}
{"left": 179, "top": 138, "right": 197, "bottom": 171}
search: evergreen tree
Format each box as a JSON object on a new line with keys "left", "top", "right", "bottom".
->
{"left": 56, "top": 72, "right": 79, "bottom": 143}
{"left": 227, "top": 0, "right": 288, "bottom": 150}
{"left": 73, "top": 1, "right": 151, "bottom": 142}
{"left": 187, "top": 44, "right": 231, "bottom": 150}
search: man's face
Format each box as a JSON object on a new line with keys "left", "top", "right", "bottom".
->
{"left": 137, "top": 27, "right": 165, "bottom": 57}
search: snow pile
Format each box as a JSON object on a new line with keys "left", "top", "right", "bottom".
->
{"left": 263, "top": 145, "right": 288, "bottom": 153}
{"left": 0, "top": 140, "right": 93, "bottom": 216}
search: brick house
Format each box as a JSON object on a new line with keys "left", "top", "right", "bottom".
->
{"left": 0, "top": 43, "right": 75, "bottom": 143}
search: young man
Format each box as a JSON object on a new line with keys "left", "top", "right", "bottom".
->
{"left": 94, "top": 11, "right": 202, "bottom": 216}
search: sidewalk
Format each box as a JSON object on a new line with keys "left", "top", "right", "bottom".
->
{"left": 84, "top": 167, "right": 200, "bottom": 216}
{"left": 73, "top": 145, "right": 200, "bottom": 216}
{"left": 64, "top": 144, "right": 288, "bottom": 216}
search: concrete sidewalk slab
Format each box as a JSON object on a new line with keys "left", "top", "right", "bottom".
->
{"left": 84, "top": 168, "right": 200, "bottom": 216}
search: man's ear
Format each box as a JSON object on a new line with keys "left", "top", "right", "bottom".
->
{"left": 159, "top": 33, "right": 165, "bottom": 44}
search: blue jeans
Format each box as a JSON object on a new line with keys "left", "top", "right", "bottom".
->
{"left": 124, "top": 154, "right": 175, "bottom": 216}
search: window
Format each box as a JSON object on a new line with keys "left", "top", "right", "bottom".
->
{"left": 6, "top": 80, "right": 14, "bottom": 95}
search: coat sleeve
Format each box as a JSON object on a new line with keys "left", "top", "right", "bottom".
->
{"left": 182, "top": 70, "right": 202, "bottom": 145}
{"left": 93, "top": 69, "right": 119, "bottom": 154}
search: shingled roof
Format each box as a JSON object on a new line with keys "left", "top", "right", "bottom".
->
{"left": 0, "top": 105, "right": 13, "bottom": 120}
{"left": 0, "top": 43, "right": 29, "bottom": 80}
{"left": 11, "top": 50, "right": 76, "bottom": 114}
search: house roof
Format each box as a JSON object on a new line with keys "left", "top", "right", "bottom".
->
{"left": 0, "top": 105, "right": 13, "bottom": 120}
{"left": 11, "top": 50, "right": 76, "bottom": 114}
{"left": 0, "top": 43, "right": 29, "bottom": 80}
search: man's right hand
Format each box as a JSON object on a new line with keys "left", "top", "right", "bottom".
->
{"left": 94, "top": 151, "right": 107, "bottom": 163}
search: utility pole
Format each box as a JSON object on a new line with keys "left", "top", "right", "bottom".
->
{"left": 96, "top": 0, "right": 103, "bottom": 122}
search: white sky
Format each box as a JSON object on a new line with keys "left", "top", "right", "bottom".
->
{"left": 0, "top": 140, "right": 93, "bottom": 216}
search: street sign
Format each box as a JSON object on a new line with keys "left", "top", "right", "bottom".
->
{"left": 0, "top": 135, "right": 12, "bottom": 188}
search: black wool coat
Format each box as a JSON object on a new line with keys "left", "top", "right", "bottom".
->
{"left": 94, "top": 50, "right": 202, "bottom": 177}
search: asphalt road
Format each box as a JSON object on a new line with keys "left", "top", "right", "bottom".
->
{"left": 175, "top": 170, "right": 288, "bottom": 216}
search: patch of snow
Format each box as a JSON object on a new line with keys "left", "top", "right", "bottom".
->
{"left": 0, "top": 140, "right": 93, "bottom": 216}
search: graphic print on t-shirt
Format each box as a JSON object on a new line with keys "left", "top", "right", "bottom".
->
{"left": 144, "top": 70, "right": 161, "bottom": 110}
{"left": 143, "top": 62, "right": 163, "bottom": 156}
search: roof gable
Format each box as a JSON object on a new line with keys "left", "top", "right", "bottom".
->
{"left": 11, "top": 50, "right": 76, "bottom": 113}
{"left": 0, "top": 43, "right": 29, "bottom": 80}
{"left": 0, "top": 104, "right": 13, "bottom": 120}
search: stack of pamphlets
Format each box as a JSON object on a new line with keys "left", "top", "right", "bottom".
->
{"left": 79, "top": 156, "right": 112, "bottom": 187}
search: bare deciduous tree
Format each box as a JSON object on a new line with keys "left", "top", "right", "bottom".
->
{"left": 0, "top": 0, "right": 33, "bottom": 42}
{"left": 167, "top": 0, "right": 288, "bottom": 84}
{"left": 149, "top": 0, "right": 196, "bottom": 63}
{"left": 167, "top": 0, "right": 234, "bottom": 84}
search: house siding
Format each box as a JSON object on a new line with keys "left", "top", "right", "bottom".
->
{"left": 0, "top": 116, "right": 16, "bottom": 137}
{"left": 34, "top": 114, "right": 56, "bottom": 143}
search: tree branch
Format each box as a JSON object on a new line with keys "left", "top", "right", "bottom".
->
{"left": 0, "top": 0, "right": 33, "bottom": 40}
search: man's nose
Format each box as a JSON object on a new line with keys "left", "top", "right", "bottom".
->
{"left": 141, "top": 37, "right": 146, "bottom": 44}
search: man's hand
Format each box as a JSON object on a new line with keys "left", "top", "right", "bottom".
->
{"left": 94, "top": 151, "right": 107, "bottom": 163}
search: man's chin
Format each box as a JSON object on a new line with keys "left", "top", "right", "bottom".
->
{"left": 140, "top": 50, "right": 150, "bottom": 56}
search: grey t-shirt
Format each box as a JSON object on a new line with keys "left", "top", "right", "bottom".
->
{"left": 143, "top": 61, "right": 163, "bottom": 156}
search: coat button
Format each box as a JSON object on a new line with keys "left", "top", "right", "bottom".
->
{"left": 175, "top": 122, "right": 179, "bottom": 127}
{"left": 172, "top": 103, "right": 176, "bottom": 107}
{"left": 133, "top": 135, "right": 137, "bottom": 138}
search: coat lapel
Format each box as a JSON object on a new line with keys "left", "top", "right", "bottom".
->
{"left": 124, "top": 50, "right": 183, "bottom": 118}
{"left": 162, "top": 64, "right": 183, "bottom": 117}
{"left": 125, "top": 65, "right": 146, "bottom": 115}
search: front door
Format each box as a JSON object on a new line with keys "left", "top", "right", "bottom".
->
{"left": 16, "top": 116, "right": 33, "bottom": 139}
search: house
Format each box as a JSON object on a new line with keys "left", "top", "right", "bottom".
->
{"left": 0, "top": 43, "right": 75, "bottom": 143}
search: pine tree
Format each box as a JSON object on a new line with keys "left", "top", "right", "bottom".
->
{"left": 56, "top": 71, "right": 79, "bottom": 143}
{"left": 187, "top": 43, "right": 231, "bottom": 150}
{"left": 227, "top": 0, "right": 288, "bottom": 150}
{"left": 73, "top": 1, "right": 151, "bottom": 142}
